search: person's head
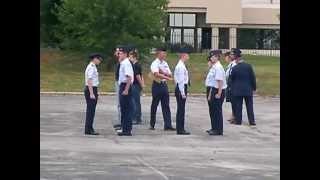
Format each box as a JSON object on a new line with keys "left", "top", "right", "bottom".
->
{"left": 230, "top": 48, "right": 242, "bottom": 61}
{"left": 129, "top": 50, "right": 138, "bottom": 62}
{"left": 114, "top": 45, "right": 124, "bottom": 59}
{"left": 180, "top": 53, "right": 189, "bottom": 62}
{"left": 224, "top": 51, "right": 232, "bottom": 63}
{"left": 89, "top": 53, "right": 103, "bottom": 65}
{"left": 156, "top": 47, "right": 167, "bottom": 60}
{"left": 118, "top": 47, "right": 128, "bottom": 61}
{"left": 179, "top": 47, "right": 191, "bottom": 62}
{"left": 114, "top": 48, "right": 120, "bottom": 58}
{"left": 208, "top": 50, "right": 222, "bottom": 64}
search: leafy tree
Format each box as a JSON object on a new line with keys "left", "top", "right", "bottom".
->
{"left": 40, "top": 0, "right": 62, "bottom": 46}
{"left": 54, "top": 0, "right": 169, "bottom": 67}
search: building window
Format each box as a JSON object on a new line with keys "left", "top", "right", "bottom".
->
{"left": 219, "top": 28, "right": 229, "bottom": 49}
{"left": 182, "top": 14, "right": 196, "bottom": 27}
{"left": 237, "top": 29, "right": 280, "bottom": 50}
{"left": 169, "top": 13, "right": 196, "bottom": 27}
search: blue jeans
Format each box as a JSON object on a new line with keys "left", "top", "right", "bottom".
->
{"left": 131, "top": 84, "right": 142, "bottom": 122}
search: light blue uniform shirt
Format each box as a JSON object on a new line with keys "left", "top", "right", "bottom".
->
{"left": 205, "top": 61, "right": 227, "bottom": 89}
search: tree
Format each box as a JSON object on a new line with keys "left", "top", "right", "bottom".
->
{"left": 54, "top": 0, "right": 169, "bottom": 65}
{"left": 40, "top": 0, "right": 62, "bottom": 46}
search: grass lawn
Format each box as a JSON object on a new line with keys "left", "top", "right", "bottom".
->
{"left": 40, "top": 48, "right": 279, "bottom": 96}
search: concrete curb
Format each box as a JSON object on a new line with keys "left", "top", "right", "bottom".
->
{"left": 40, "top": 92, "right": 279, "bottom": 98}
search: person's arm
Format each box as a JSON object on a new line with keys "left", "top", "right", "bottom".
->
{"left": 136, "top": 75, "right": 144, "bottom": 87}
{"left": 174, "top": 67, "right": 186, "bottom": 98}
{"left": 154, "top": 72, "right": 172, "bottom": 80}
{"left": 87, "top": 67, "right": 96, "bottom": 99}
{"left": 249, "top": 65, "right": 257, "bottom": 92}
{"left": 122, "top": 63, "right": 133, "bottom": 95}
{"left": 215, "top": 80, "right": 223, "bottom": 99}
{"left": 122, "top": 75, "right": 132, "bottom": 95}
{"left": 136, "top": 65, "right": 145, "bottom": 88}
{"left": 214, "top": 68, "right": 224, "bottom": 99}
{"left": 87, "top": 80, "right": 95, "bottom": 99}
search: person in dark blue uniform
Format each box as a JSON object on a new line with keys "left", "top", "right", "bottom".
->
{"left": 84, "top": 53, "right": 103, "bottom": 135}
{"left": 174, "top": 48, "right": 191, "bottom": 135}
{"left": 229, "top": 48, "right": 257, "bottom": 126}
{"left": 205, "top": 50, "right": 227, "bottom": 135}
{"left": 149, "top": 47, "right": 175, "bottom": 131}
{"left": 117, "top": 46, "right": 134, "bottom": 136}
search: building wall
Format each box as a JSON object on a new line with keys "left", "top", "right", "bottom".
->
{"left": 167, "top": 0, "right": 242, "bottom": 24}
{"left": 242, "top": 7, "right": 280, "bottom": 25}
{"left": 167, "top": 0, "right": 279, "bottom": 26}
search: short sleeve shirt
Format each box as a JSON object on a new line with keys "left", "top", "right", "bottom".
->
{"left": 118, "top": 58, "right": 134, "bottom": 85}
{"left": 150, "top": 58, "right": 172, "bottom": 81}
{"left": 85, "top": 62, "right": 99, "bottom": 87}
{"left": 133, "top": 62, "right": 142, "bottom": 85}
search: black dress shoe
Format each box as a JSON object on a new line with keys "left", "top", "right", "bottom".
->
{"left": 249, "top": 122, "right": 256, "bottom": 126}
{"left": 177, "top": 131, "right": 191, "bottom": 135}
{"left": 230, "top": 120, "right": 241, "bottom": 125}
{"left": 115, "top": 126, "right": 122, "bottom": 130}
{"left": 206, "top": 129, "right": 213, "bottom": 134}
{"left": 149, "top": 127, "right": 155, "bottom": 130}
{"left": 113, "top": 124, "right": 121, "bottom": 128}
{"left": 208, "top": 130, "right": 223, "bottom": 136}
{"left": 85, "top": 131, "right": 100, "bottom": 135}
{"left": 117, "top": 132, "right": 132, "bottom": 136}
{"left": 164, "top": 127, "right": 176, "bottom": 131}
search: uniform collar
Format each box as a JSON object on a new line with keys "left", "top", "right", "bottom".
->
{"left": 156, "top": 58, "right": 165, "bottom": 64}
{"left": 178, "top": 59, "right": 185, "bottom": 65}
{"left": 90, "top": 62, "right": 96, "bottom": 66}
{"left": 121, "top": 58, "right": 129, "bottom": 64}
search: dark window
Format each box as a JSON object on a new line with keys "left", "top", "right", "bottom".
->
{"left": 219, "top": 28, "right": 229, "bottom": 49}
{"left": 237, "top": 29, "right": 280, "bottom": 50}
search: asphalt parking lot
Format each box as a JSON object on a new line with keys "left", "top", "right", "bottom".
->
{"left": 40, "top": 95, "right": 280, "bottom": 180}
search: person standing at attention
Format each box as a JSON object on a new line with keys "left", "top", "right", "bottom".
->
{"left": 205, "top": 50, "right": 227, "bottom": 136}
{"left": 174, "top": 48, "right": 191, "bottom": 135}
{"left": 84, "top": 53, "right": 103, "bottom": 135}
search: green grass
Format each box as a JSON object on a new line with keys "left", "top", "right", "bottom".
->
{"left": 40, "top": 48, "right": 279, "bottom": 96}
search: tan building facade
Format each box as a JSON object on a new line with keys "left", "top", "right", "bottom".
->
{"left": 166, "top": 0, "right": 280, "bottom": 53}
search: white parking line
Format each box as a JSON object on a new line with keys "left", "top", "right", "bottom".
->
{"left": 136, "top": 156, "right": 169, "bottom": 180}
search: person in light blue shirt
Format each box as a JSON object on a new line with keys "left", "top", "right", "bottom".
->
{"left": 205, "top": 50, "right": 227, "bottom": 136}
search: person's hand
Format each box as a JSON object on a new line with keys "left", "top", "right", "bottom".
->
{"left": 182, "top": 94, "right": 187, "bottom": 99}
{"left": 122, "top": 90, "right": 129, "bottom": 95}
{"left": 215, "top": 93, "right": 221, "bottom": 99}
{"left": 90, "top": 94, "right": 96, "bottom": 99}
{"left": 167, "top": 77, "right": 173, "bottom": 81}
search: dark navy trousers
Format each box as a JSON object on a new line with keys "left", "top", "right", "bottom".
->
{"left": 84, "top": 86, "right": 98, "bottom": 133}
{"left": 206, "top": 87, "right": 225, "bottom": 133}
{"left": 150, "top": 81, "right": 172, "bottom": 129}
{"left": 175, "top": 84, "right": 188, "bottom": 133}
{"left": 233, "top": 96, "right": 255, "bottom": 124}
{"left": 119, "top": 83, "right": 133, "bottom": 133}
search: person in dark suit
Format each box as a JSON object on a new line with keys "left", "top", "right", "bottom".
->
{"left": 229, "top": 48, "right": 256, "bottom": 126}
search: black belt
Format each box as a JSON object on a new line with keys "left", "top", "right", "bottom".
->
{"left": 85, "top": 86, "right": 97, "bottom": 89}
{"left": 153, "top": 80, "right": 167, "bottom": 84}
